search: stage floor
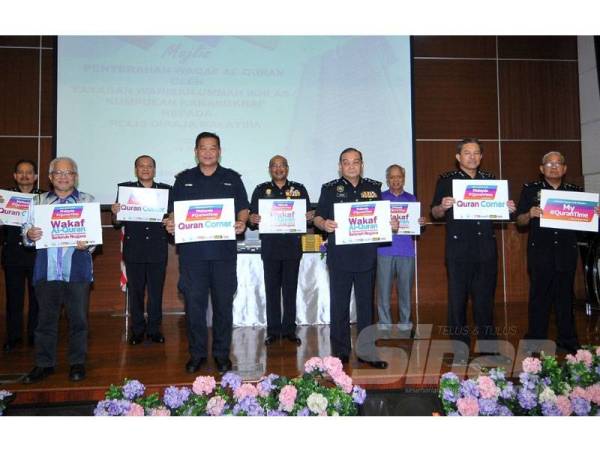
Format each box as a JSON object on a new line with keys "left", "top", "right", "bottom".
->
{"left": 1, "top": 301, "right": 599, "bottom": 406}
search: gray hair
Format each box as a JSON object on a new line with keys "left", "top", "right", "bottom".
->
{"left": 541, "top": 151, "right": 565, "bottom": 165}
{"left": 48, "top": 157, "right": 78, "bottom": 175}
{"left": 386, "top": 164, "right": 406, "bottom": 179}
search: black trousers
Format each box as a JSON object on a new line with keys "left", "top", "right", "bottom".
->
{"left": 526, "top": 267, "right": 578, "bottom": 348}
{"left": 3, "top": 265, "right": 37, "bottom": 343}
{"left": 263, "top": 258, "right": 301, "bottom": 336}
{"left": 178, "top": 260, "right": 237, "bottom": 360}
{"left": 328, "top": 263, "right": 375, "bottom": 357}
{"left": 125, "top": 261, "right": 166, "bottom": 336}
{"left": 34, "top": 281, "right": 90, "bottom": 367}
{"left": 446, "top": 259, "right": 498, "bottom": 348}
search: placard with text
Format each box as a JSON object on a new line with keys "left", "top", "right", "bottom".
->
{"left": 174, "top": 198, "right": 236, "bottom": 244}
{"left": 34, "top": 203, "right": 103, "bottom": 249}
{"left": 116, "top": 186, "right": 169, "bottom": 222}
{"left": 540, "top": 189, "right": 599, "bottom": 232}
{"left": 334, "top": 200, "right": 392, "bottom": 245}
{"left": 0, "top": 189, "right": 34, "bottom": 226}
{"left": 452, "top": 179, "right": 509, "bottom": 220}
{"left": 258, "top": 199, "right": 307, "bottom": 234}
{"left": 391, "top": 201, "right": 421, "bottom": 235}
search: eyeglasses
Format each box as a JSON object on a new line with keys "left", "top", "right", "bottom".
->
{"left": 543, "top": 162, "right": 564, "bottom": 168}
{"left": 51, "top": 170, "right": 76, "bottom": 177}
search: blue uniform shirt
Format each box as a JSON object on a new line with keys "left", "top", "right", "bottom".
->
{"left": 171, "top": 165, "right": 249, "bottom": 262}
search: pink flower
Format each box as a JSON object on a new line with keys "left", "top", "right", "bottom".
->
{"left": 192, "top": 376, "right": 216, "bottom": 396}
{"left": 304, "top": 357, "right": 325, "bottom": 373}
{"left": 585, "top": 384, "right": 600, "bottom": 405}
{"left": 206, "top": 396, "right": 226, "bottom": 416}
{"left": 596, "top": 347, "right": 600, "bottom": 357}
{"left": 456, "top": 397, "right": 479, "bottom": 416}
{"left": 556, "top": 395, "right": 572, "bottom": 416}
{"left": 332, "top": 372, "right": 353, "bottom": 394}
{"left": 278, "top": 385, "right": 297, "bottom": 412}
{"left": 477, "top": 376, "right": 500, "bottom": 399}
{"left": 570, "top": 387, "right": 591, "bottom": 401}
{"left": 149, "top": 407, "right": 171, "bottom": 416}
{"left": 522, "top": 357, "right": 542, "bottom": 374}
{"left": 565, "top": 354, "right": 577, "bottom": 364}
{"left": 234, "top": 383, "right": 258, "bottom": 401}
{"left": 323, "top": 356, "right": 344, "bottom": 378}
{"left": 126, "top": 403, "right": 145, "bottom": 416}
{"left": 575, "top": 350, "right": 593, "bottom": 367}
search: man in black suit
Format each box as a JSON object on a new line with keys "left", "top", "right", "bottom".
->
{"left": 1, "top": 160, "right": 43, "bottom": 352}
{"left": 111, "top": 155, "right": 172, "bottom": 345}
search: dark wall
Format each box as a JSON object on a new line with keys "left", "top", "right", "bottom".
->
{"left": 0, "top": 36, "right": 584, "bottom": 312}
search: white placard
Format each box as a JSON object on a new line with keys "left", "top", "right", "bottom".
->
{"left": 174, "top": 198, "right": 236, "bottom": 244}
{"left": 34, "top": 203, "right": 103, "bottom": 249}
{"left": 334, "top": 200, "right": 392, "bottom": 245}
{"left": 0, "top": 189, "right": 34, "bottom": 226}
{"left": 116, "top": 186, "right": 169, "bottom": 222}
{"left": 391, "top": 201, "right": 421, "bottom": 235}
{"left": 540, "top": 189, "right": 599, "bottom": 232}
{"left": 258, "top": 199, "right": 307, "bottom": 234}
{"left": 452, "top": 179, "right": 510, "bottom": 220}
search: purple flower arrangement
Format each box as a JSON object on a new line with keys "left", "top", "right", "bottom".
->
{"left": 93, "top": 356, "right": 365, "bottom": 416}
{"left": 439, "top": 346, "right": 600, "bottom": 416}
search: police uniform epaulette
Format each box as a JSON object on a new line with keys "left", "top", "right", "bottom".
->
{"left": 323, "top": 179, "right": 339, "bottom": 188}
{"left": 563, "top": 182, "right": 583, "bottom": 191}
{"left": 363, "top": 177, "right": 382, "bottom": 186}
{"left": 523, "top": 180, "right": 544, "bottom": 188}
{"left": 289, "top": 180, "right": 305, "bottom": 188}
{"left": 440, "top": 170, "right": 461, "bottom": 179}
{"left": 478, "top": 170, "right": 495, "bottom": 179}
{"left": 174, "top": 169, "right": 189, "bottom": 179}
{"left": 156, "top": 182, "right": 172, "bottom": 189}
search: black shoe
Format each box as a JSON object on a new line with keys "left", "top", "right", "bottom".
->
{"left": 128, "top": 333, "right": 145, "bottom": 345}
{"left": 148, "top": 332, "right": 165, "bottom": 344}
{"left": 214, "top": 357, "right": 232, "bottom": 374}
{"left": 3, "top": 339, "right": 22, "bottom": 352}
{"left": 22, "top": 366, "right": 55, "bottom": 384}
{"left": 264, "top": 334, "right": 279, "bottom": 346}
{"left": 357, "top": 357, "right": 388, "bottom": 369}
{"left": 283, "top": 334, "right": 302, "bottom": 346}
{"left": 557, "top": 342, "right": 580, "bottom": 355}
{"left": 185, "top": 357, "right": 206, "bottom": 373}
{"left": 69, "top": 364, "right": 86, "bottom": 382}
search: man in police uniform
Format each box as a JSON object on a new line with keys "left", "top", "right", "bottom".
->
{"left": 111, "top": 155, "right": 172, "bottom": 345}
{"left": 314, "top": 148, "right": 395, "bottom": 369}
{"left": 431, "top": 138, "right": 515, "bottom": 361}
{"left": 1, "top": 160, "right": 43, "bottom": 352}
{"left": 166, "top": 132, "right": 249, "bottom": 374}
{"left": 249, "top": 155, "right": 314, "bottom": 346}
{"left": 516, "top": 151, "right": 599, "bottom": 354}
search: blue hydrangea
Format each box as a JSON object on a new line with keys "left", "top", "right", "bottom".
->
{"left": 233, "top": 396, "right": 264, "bottom": 416}
{"left": 541, "top": 401, "right": 561, "bottom": 416}
{"left": 122, "top": 379, "right": 145, "bottom": 400}
{"left": 267, "top": 410, "right": 288, "bottom": 416}
{"left": 459, "top": 379, "right": 479, "bottom": 398}
{"left": 495, "top": 405, "right": 513, "bottom": 416}
{"left": 163, "top": 386, "right": 191, "bottom": 410}
{"left": 257, "top": 374, "right": 279, "bottom": 395}
{"left": 478, "top": 398, "right": 498, "bottom": 416}
{"left": 441, "top": 372, "right": 459, "bottom": 383}
{"left": 94, "top": 399, "right": 132, "bottom": 416}
{"left": 571, "top": 397, "right": 591, "bottom": 416}
{"left": 297, "top": 407, "right": 310, "bottom": 416}
{"left": 488, "top": 369, "right": 505, "bottom": 382}
{"left": 595, "top": 366, "right": 600, "bottom": 377}
{"left": 500, "top": 383, "right": 515, "bottom": 400}
{"left": 221, "top": 372, "right": 243, "bottom": 391}
{"left": 517, "top": 388, "right": 537, "bottom": 410}
{"left": 518, "top": 373, "right": 538, "bottom": 391}
{"left": 352, "top": 386, "right": 367, "bottom": 405}
{"left": 0, "top": 390, "right": 12, "bottom": 401}
{"left": 442, "top": 388, "right": 457, "bottom": 403}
